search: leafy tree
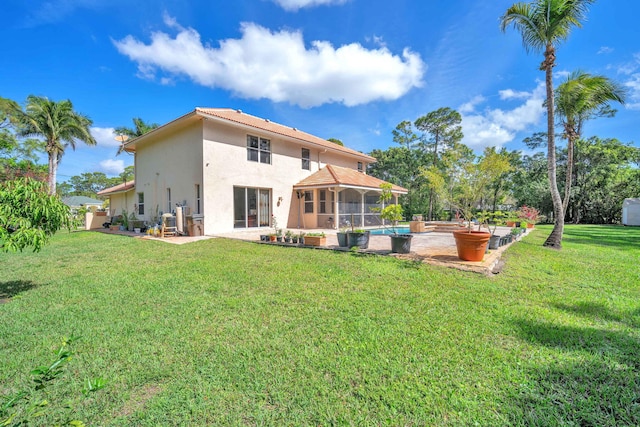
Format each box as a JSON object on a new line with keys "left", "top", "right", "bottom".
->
{"left": 414, "top": 107, "right": 463, "bottom": 220}
{"left": 368, "top": 147, "right": 430, "bottom": 218}
{"left": 0, "top": 178, "right": 71, "bottom": 252}
{"left": 10, "top": 96, "right": 96, "bottom": 195}
{"left": 0, "top": 97, "right": 47, "bottom": 182}
{"left": 569, "top": 137, "right": 640, "bottom": 223}
{"left": 501, "top": 0, "right": 595, "bottom": 249}
{"left": 115, "top": 117, "right": 159, "bottom": 155}
{"left": 391, "top": 121, "right": 420, "bottom": 149}
{"left": 555, "top": 71, "right": 626, "bottom": 214}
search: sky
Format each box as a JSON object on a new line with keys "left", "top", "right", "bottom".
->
{"left": 2, "top": 0, "right": 639, "bottom": 182}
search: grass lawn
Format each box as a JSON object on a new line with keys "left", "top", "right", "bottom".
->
{"left": 1, "top": 225, "right": 639, "bottom": 426}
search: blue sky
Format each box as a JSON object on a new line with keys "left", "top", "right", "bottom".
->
{"left": 2, "top": 0, "right": 639, "bottom": 182}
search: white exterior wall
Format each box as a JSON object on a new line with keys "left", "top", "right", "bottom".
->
{"left": 622, "top": 198, "right": 640, "bottom": 226}
{"left": 134, "top": 121, "right": 203, "bottom": 223}
{"left": 109, "top": 191, "right": 135, "bottom": 220}
{"left": 202, "top": 120, "right": 368, "bottom": 234}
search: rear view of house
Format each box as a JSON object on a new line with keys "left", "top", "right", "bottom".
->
{"left": 98, "top": 108, "right": 406, "bottom": 235}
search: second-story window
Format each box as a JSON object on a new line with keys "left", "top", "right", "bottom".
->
{"left": 247, "top": 135, "right": 271, "bottom": 164}
{"left": 302, "top": 148, "right": 310, "bottom": 170}
{"left": 357, "top": 162, "right": 363, "bottom": 172}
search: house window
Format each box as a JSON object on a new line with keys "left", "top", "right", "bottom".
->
{"left": 319, "top": 190, "right": 333, "bottom": 214}
{"left": 195, "top": 184, "right": 201, "bottom": 214}
{"left": 301, "top": 148, "right": 310, "bottom": 170}
{"left": 304, "top": 191, "right": 314, "bottom": 214}
{"left": 137, "top": 192, "right": 144, "bottom": 215}
{"left": 247, "top": 135, "right": 271, "bottom": 164}
{"left": 357, "top": 162, "right": 363, "bottom": 172}
{"left": 234, "top": 187, "right": 271, "bottom": 228}
{"left": 167, "top": 188, "right": 172, "bottom": 213}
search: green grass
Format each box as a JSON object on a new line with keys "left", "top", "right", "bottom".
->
{"left": 1, "top": 225, "right": 639, "bottom": 426}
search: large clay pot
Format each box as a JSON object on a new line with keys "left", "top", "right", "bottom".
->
{"left": 453, "top": 230, "right": 491, "bottom": 261}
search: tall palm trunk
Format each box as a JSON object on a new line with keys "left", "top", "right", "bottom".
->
{"left": 562, "top": 127, "right": 577, "bottom": 217}
{"left": 48, "top": 150, "right": 58, "bottom": 195}
{"left": 542, "top": 44, "right": 564, "bottom": 248}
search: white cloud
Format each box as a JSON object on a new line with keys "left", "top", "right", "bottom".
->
{"left": 597, "top": 46, "right": 614, "bottom": 55}
{"left": 98, "top": 159, "right": 125, "bottom": 175}
{"left": 460, "top": 82, "right": 546, "bottom": 149}
{"left": 459, "top": 95, "right": 485, "bottom": 114}
{"left": 499, "top": 89, "right": 530, "bottom": 100}
{"left": 113, "top": 19, "right": 425, "bottom": 108}
{"left": 624, "top": 73, "right": 640, "bottom": 110}
{"left": 271, "top": 0, "right": 347, "bottom": 11}
{"left": 91, "top": 127, "right": 120, "bottom": 148}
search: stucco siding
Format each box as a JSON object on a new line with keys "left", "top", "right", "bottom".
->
{"left": 134, "top": 121, "right": 203, "bottom": 223}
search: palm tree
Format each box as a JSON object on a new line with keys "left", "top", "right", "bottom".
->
{"left": 501, "top": 0, "right": 594, "bottom": 249}
{"left": 15, "top": 96, "right": 96, "bottom": 195}
{"left": 114, "top": 117, "right": 159, "bottom": 155}
{"left": 555, "top": 71, "right": 626, "bottom": 217}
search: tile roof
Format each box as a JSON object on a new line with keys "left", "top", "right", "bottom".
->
{"left": 97, "top": 180, "right": 135, "bottom": 196}
{"left": 293, "top": 165, "right": 408, "bottom": 193}
{"left": 196, "top": 108, "right": 376, "bottom": 162}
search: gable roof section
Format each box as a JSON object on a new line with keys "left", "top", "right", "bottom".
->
{"left": 97, "top": 180, "right": 135, "bottom": 196}
{"left": 123, "top": 107, "right": 375, "bottom": 163}
{"left": 294, "top": 165, "right": 407, "bottom": 194}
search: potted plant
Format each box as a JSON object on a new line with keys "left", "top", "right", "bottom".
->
{"left": 347, "top": 228, "right": 370, "bottom": 249}
{"left": 377, "top": 183, "right": 412, "bottom": 254}
{"left": 304, "top": 232, "right": 326, "bottom": 246}
{"left": 284, "top": 230, "right": 292, "bottom": 243}
{"left": 292, "top": 233, "right": 299, "bottom": 244}
{"left": 517, "top": 205, "right": 540, "bottom": 229}
{"left": 298, "top": 232, "right": 305, "bottom": 245}
{"left": 424, "top": 147, "right": 512, "bottom": 261}
{"left": 478, "top": 210, "right": 506, "bottom": 250}
{"left": 336, "top": 224, "right": 349, "bottom": 247}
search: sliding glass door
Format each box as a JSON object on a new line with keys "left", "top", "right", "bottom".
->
{"left": 234, "top": 187, "right": 271, "bottom": 228}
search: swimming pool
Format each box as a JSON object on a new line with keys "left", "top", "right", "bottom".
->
{"left": 369, "top": 227, "right": 411, "bottom": 235}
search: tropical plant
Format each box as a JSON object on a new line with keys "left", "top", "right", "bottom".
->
{"left": 555, "top": 71, "right": 626, "bottom": 214}
{"left": 501, "top": 0, "right": 595, "bottom": 249}
{"left": 114, "top": 117, "right": 159, "bottom": 155}
{"left": 0, "top": 178, "right": 72, "bottom": 252}
{"left": 376, "top": 183, "right": 404, "bottom": 234}
{"left": 424, "top": 147, "right": 512, "bottom": 232}
{"left": 10, "top": 96, "right": 96, "bottom": 195}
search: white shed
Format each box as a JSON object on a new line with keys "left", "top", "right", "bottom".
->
{"left": 622, "top": 198, "right": 640, "bottom": 226}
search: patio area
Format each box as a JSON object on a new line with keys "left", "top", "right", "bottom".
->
{"left": 215, "top": 226, "right": 529, "bottom": 274}
{"left": 93, "top": 225, "right": 529, "bottom": 274}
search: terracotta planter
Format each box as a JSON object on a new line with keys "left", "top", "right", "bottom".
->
{"left": 506, "top": 221, "right": 515, "bottom": 227}
{"left": 453, "top": 230, "right": 491, "bottom": 262}
{"left": 526, "top": 223, "right": 535, "bottom": 229}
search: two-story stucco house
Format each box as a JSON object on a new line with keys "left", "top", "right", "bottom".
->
{"left": 98, "top": 108, "right": 407, "bottom": 235}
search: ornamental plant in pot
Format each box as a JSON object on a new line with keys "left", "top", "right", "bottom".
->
{"left": 346, "top": 214, "right": 369, "bottom": 249}
{"left": 376, "top": 183, "right": 412, "bottom": 254}
{"left": 477, "top": 210, "right": 506, "bottom": 250}
{"left": 424, "top": 146, "right": 512, "bottom": 261}
{"left": 336, "top": 225, "right": 349, "bottom": 248}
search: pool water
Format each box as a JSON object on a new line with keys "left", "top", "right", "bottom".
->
{"left": 369, "top": 227, "right": 411, "bottom": 235}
